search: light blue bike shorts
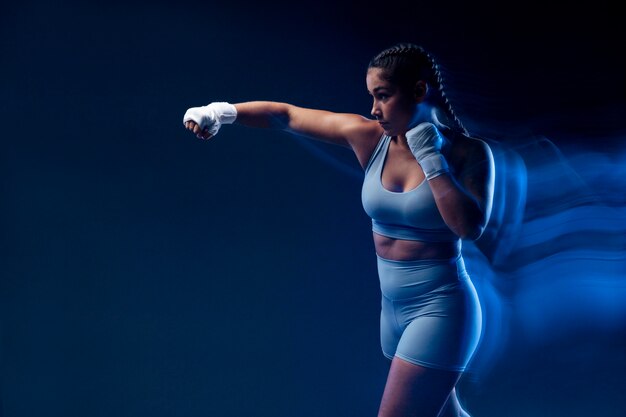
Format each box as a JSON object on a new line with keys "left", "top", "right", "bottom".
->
{"left": 377, "top": 254, "right": 482, "bottom": 371}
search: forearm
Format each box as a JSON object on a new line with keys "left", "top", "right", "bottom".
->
{"left": 184, "top": 100, "right": 358, "bottom": 147}
{"left": 406, "top": 122, "right": 490, "bottom": 239}
{"left": 233, "top": 101, "right": 292, "bottom": 130}
{"left": 428, "top": 174, "right": 487, "bottom": 240}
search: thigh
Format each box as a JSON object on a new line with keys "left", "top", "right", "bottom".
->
{"left": 391, "top": 279, "right": 482, "bottom": 371}
{"left": 378, "top": 357, "right": 461, "bottom": 417}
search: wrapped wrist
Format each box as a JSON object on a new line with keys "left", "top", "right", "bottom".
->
{"left": 210, "top": 102, "right": 237, "bottom": 125}
{"left": 406, "top": 122, "right": 449, "bottom": 180}
{"left": 418, "top": 153, "right": 449, "bottom": 180}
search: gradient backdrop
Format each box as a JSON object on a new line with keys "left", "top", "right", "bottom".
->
{"left": 2, "top": 1, "right": 625, "bottom": 416}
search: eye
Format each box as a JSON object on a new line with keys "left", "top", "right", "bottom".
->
{"left": 374, "top": 92, "right": 390, "bottom": 101}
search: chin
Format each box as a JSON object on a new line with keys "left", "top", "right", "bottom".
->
{"left": 382, "top": 126, "right": 396, "bottom": 135}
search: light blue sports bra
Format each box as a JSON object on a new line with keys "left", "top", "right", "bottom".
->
{"left": 361, "top": 135, "right": 459, "bottom": 242}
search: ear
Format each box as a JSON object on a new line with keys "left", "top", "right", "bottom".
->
{"left": 414, "top": 80, "right": 428, "bottom": 102}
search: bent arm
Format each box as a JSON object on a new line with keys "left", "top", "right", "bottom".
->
{"left": 429, "top": 140, "right": 495, "bottom": 240}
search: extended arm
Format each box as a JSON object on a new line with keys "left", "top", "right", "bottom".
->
{"left": 234, "top": 101, "right": 365, "bottom": 148}
{"left": 183, "top": 100, "right": 383, "bottom": 168}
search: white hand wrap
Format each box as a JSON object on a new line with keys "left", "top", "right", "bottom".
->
{"left": 406, "top": 122, "right": 449, "bottom": 180}
{"left": 182, "top": 102, "right": 237, "bottom": 136}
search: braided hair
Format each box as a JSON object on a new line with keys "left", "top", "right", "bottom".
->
{"left": 368, "top": 43, "right": 467, "bottom": 135}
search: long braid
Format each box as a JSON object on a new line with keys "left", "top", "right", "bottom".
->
{"left": 422, "top": 51, "right": 468, "bottom": 135}
{"left": 369, "top": 43, "right": 467, "bottom": 135}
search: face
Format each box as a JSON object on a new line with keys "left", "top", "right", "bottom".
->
{"left": 366, "top": 67, "right": 419, "bottom": 136}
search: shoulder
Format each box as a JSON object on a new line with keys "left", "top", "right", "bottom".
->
{"left": 339, "top": 114, "right": 383, "bottom": 140}
{"left": 312, "top": 111, "right": 382, "bottom": 146}
{"left": 447, "top": 133, "right": 494, "bottom": 179}
{"left": 341, "top": 116, "right": 385, "bottom": 169}
{"left": 464, "top": 136, "right": 493, "bottom": 165}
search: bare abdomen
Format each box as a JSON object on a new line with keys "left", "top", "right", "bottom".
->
{"left": 373, "top": 232, "right": 461, "bottom": 261}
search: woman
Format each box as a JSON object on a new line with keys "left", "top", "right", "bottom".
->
{"left": 182, "top": 43, "right": 494, "bottom": 417}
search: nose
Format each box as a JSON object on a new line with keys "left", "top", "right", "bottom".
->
{"left": 371, "top": 101, "right": 381, "bottom": 119}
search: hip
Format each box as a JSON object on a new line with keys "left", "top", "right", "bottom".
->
{"left": 376, "top": 253, "right": 472, "bottom": 301}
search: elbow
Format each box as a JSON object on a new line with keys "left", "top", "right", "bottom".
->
{"left": 453, "top": 214, "right": 487, "bottom": 241}
{"left": 271, "top": 110, "right": 290, "bottom": 130}
{"left": 444, "top": 203, "right": 490, "bottom": 241}
{"left": 458, "top": 224, "right": 485, "bottom": 241}
{"left": 457, "top": 206, "right": 489, "bottom": 241}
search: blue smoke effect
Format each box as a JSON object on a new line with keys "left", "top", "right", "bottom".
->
{"left": 464, "top": 135, "right": 626, "bottom": 377}
{"left": 294, "top": 132, "right": 626, "bottom": 380}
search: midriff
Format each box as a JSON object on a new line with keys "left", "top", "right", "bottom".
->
{"left": 373, "top": 232, "right": 461, "bottom": 261}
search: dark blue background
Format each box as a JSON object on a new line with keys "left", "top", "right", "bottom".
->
{"left": 2, "top": 1, "right": 625, "bottom": 416}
